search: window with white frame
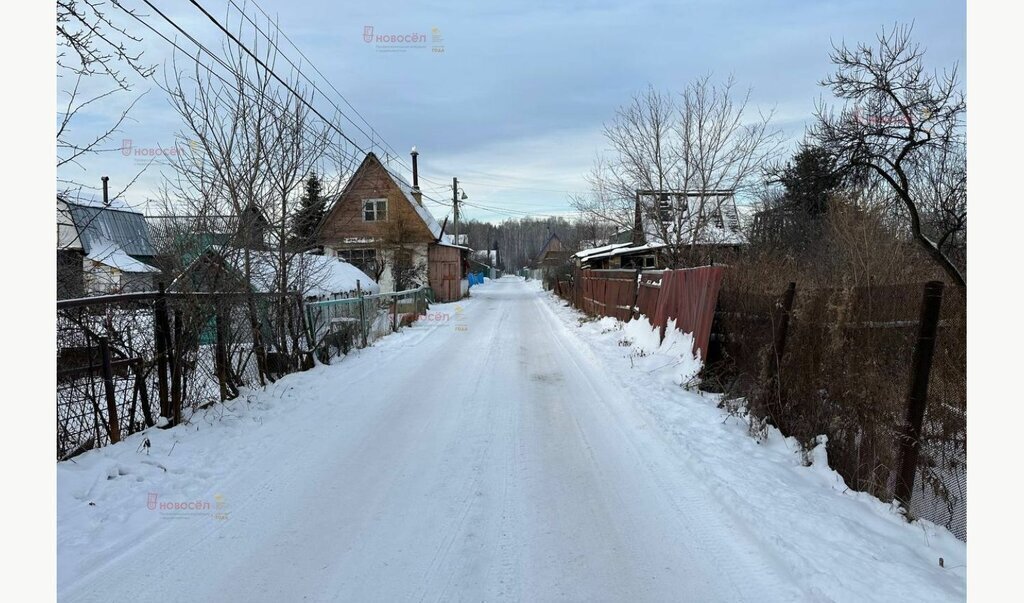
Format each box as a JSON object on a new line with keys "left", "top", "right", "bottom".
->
{"left": 339, "top": 248, "right": 377, "bottom": 274}
{"left": 363, "top": 198, "right": 388, "bottom": 222}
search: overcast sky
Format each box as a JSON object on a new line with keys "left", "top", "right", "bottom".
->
{"left": 58, "top": 0, "right": 965, "bottom": 223}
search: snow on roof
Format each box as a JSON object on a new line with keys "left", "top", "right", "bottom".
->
{"left": 381, "top": 164, "right": 443, "bottom": 240}
{"left": 217, "top": 248, "right": 380, "bottom": 297}
{"left": 471, "top": 249, "right": 497, "bottom": 264}
{"left": 86, "top": 240, "right": 160, "bottom": 273}
{"left": 572, "top": 242, "right": 633, "bottom": 259}
{"left": 582, "top": 242, "right": 666, "bottom": 262}
{"left": 435, "top": 234, "right": 471, "bottom": 251}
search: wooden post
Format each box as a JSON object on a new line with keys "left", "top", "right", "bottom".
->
{"left": 154, "top": 282, "right": 171, "bottom": 421}
{"left": 392, "top": 296, "right": 398, "bottom": 332}
{"left": 215, "top": 310, "right": 229, "bottom": 401}
{"left": 171, "top": 309, "right": 183, "bottom": 426}
{"left": 773, "top": 282, "right": 797, "bottom": 364}
{"left": 894, "top": 280, "right": 945, "bottom": 509}
{"left": 98, "top": 337, "right": 121, "bottom": 443}
{"left": 136, "top": 360, "right": 154, "bottom": 427}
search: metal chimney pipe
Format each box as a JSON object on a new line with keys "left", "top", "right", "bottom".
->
{"left": 102, "top": 176, "right": 110, "bottom": 206}
{"left": 632, "top": 190, "right": 643, "bottom": 246}
{"left": 410, "top": 147, "right": 419, "bottom": 188}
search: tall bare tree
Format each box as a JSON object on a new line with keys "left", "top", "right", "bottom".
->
{"left": 57, "top": 1, "right": 155, "bottom": 184}
{"left": 573, "top": 77, "right": 782, "bottom": 266}
{"left": 811, "top": 24, "right": 966, "bottom": 288}
{"left": 156, "top": 17, "right": 354, "bottom": 381}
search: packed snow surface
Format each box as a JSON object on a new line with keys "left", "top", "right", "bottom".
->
{"left": 57, "top": 277, "right": 965, "bottom": 602}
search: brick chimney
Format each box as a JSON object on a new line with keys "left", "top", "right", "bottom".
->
{"left": 410, "top": 147, "right": 422, "bottom": 206}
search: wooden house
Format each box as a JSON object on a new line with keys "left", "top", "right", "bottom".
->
{"left": 316, "top": 151, "right": 469, "bottom": 302}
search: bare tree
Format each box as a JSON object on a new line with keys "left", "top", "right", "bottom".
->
{"left": 811, "top": 23, "right": 966, "bottom": 289}
{"left": 373, "top": 192, "right": 429, "bottom": 291}
{"left": 155, "top": 15, "right": 355, "bottom": 381}
{"left": 573, "top": 77, "right": 782, "bottom": 266}
{"left": 57, "top": 1, "right": 155, "bottom": 180}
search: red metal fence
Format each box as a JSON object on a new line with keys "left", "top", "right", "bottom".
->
{"left": 562, "top": 266, "right": 726, "bottom": 360}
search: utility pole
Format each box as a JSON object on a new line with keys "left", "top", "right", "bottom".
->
{"left": 452, "top": 176, "right": 460, "bottom": 245}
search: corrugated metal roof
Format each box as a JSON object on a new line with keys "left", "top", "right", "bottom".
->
{"left": 65, "top": 202, "right": 155, "bottom": 258}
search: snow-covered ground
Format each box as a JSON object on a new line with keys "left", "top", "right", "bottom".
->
{"left": 57, "top": 277, "right": 965, "bottom": 602}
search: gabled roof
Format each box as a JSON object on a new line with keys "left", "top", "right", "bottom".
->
{"left": 323, "top": 152, "right": 443, "bottom": 241}
{"left": 60, "top": 195, "right": 156, "bottom": 258}
{"left": 537, "top": 232, "right": 562, "bottom": 259}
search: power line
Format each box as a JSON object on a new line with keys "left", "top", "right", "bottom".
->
{"left": 242, "top": 0, "right": 417, "bottom": 173}
{"left": 224, "top": 0, "right": 382, "bottom": 153}
{"left": 184, "top": 0, "right": 369, "bottom": 154}
{"left": 121, "top": 2, "right": 359, "bottom": 167}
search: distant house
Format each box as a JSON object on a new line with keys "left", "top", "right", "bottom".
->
{"left": 316, "top": 151, "right": 469, "bottom": 302}
{"left": 575, "top": 190, "right": 746, "bottom": 269}
{"left": 534, "top": 232, "right": 569, "bottom": 268}
{"left": 57, "top": 195, "right": 161, "bottom": 297}
{"left": 468, "top": 247, "right": 501, "bottom": 280}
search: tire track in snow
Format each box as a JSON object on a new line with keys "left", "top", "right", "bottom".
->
{"left": 531, "top": 292, "right": 808, "bottom": 602}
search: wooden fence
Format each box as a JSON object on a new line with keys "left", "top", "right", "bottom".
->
{"left": 707, "top": 280, "right": 966, "bottom": 541}
{"left": 558, "top": 265, "right": 726, "bottom": 360}
{"left": 556, "top": 268, "right": 966, "bottom": 541}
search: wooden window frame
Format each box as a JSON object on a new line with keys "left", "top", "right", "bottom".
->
{"left": 362, "top": 198, "right": 388, "bottom": 222}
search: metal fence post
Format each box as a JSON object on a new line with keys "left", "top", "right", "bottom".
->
{"left": 171, "top": 309, "right": 183, "bottom": 426}
{"left": 359, "top": 291, "right": 367, "bottom": 348}
{"left": 894, "top": 280, "right": 945, "bottom": 509}
{"left": 154, "top": 282, "right": 171, "bottom": 421}
{"left": 98, "top": 336, "right": 121, "bottom": 443}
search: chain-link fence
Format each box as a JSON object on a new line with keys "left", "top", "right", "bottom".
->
{"left": 57, "top": 290, "right": 307, "bottom": 460}
{"left": 304, "top": 287, "right": 432, "bottom": 363}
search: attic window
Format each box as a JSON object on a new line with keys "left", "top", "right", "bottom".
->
{"left": 363, "top": 198, "right": 387, "bottom": 222}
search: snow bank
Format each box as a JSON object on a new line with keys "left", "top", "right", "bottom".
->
{"left": 56, "top": 296, "right": 469, "bottom": 593}
{"left": 542, "top": 290, "right": 966, "bottom": 602}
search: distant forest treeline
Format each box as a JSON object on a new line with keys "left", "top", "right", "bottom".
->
{"left": 459, "top": 217, "right": 617, "bottom": 271}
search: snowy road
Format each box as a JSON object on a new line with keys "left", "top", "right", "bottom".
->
{"left": 58, "top": 278, "right": 965, "bottom": 602}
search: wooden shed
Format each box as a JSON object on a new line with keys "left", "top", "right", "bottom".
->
{"left": 428, "top": 243, "right": 467, "bottom": 302}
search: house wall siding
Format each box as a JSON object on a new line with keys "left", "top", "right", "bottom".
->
{"left": 318, "top": 158, "right": 436, "bottom": 250}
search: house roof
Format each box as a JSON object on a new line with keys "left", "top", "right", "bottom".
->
{"left": 471, "top": 249, "right": 498, "bottom": 265}
{"left": 572, "top": 242, "right": 633, "bottom": 260}
{"left": 86, "top": 240, "right": 160, "bottom": 273}
{"left": 60, "top": 195, "right": 156, "bottom": 258}
{"left": 536, "top": 232, "right": 562, "bottom": 259}
{"left": 323, "top": 152, "right": 443, "bottom": 241}
{"left": 210, "top": 247, "right": 380, "bottom": 297}
{"left": 579, "top": 242, "right": 665, "bottom": 263}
